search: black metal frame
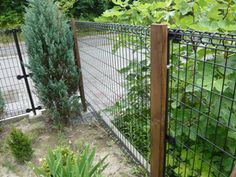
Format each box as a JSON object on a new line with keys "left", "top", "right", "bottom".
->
{"left": 0, "top": 28, "right": 41, "bottom": 119}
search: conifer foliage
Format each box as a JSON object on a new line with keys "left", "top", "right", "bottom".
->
{"left": 23, "top": 0, "right": 80, "bottom": 125}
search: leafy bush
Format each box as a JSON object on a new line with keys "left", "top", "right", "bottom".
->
{"left": 7, "top": 128, "right": 33, "bottom": 163}
{"left": 0, "top": 90, "right": 5, "bottom": 118}
{"left": 0, "top": 0, "right": 26, "bottom": 28}
{"left": 110, "top": 60, "right": 151, "bottom": 159}
{"left": 31, "top": 145, "right": 108, "bottom": 177}
{"left": 71, "top": 0, "right": 110, "bottom": 21}
{"left": 0, "top": 0, "right": 111, "bottom": 28}
{"left": 23, "top": 0, "right": 81, "bottom": 126}
{"left": 96, "top": 0, "right": 236, "bottom": 33}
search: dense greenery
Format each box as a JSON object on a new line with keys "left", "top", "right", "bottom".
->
{"left": 111, "top": 59, "right": 151, "bottom": 159}
{"left": 70, "top": 0, "right": 111, "bottom": 21}
{"left": 96, "top": 0, "right": 236, "bottom": 32}
{"left": 23, "top": 0, "right": 81, "bottom": 126}
{"left": 0, "top": 91, "right": 5, "bottom": 118}
{"left": 0, "top": 0, "right": 26, "bottom": 28}
{"left": 7, "top": 128, "right": 33, "bottom": 163}
{"left": 0, "top": 0, "right": 111, "bottom": 28}
{"left": 167, "top": 41, "right": 236, "bottom": 176}
{"left": 31, "top": 146, "right": 108, "bottom": 177}
{"left": 98, "top": 0, "right": 236, "bottom": 176}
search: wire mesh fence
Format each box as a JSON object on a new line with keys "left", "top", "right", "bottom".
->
{"left": 77, "top": 22, "right": 151, "bottom": 169}
{"left": 1, "top": 21, "right": 235, "bottom": 176}
{"left": 0, "top": 29, "right": 41, "bottom": 120}
{"left": 166, "top": 30, "right": 236, "bottom": 177}
{"left": 77, "top": 22, "right": 236, "bottom": 176}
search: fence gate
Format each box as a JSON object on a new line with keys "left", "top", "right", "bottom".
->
{"left": 0, "top": 29, "right": 41, "bottom": 120}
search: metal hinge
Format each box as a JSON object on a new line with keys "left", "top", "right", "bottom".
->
{"left": 168, "top": 30, "right": 183, "bottom": 43}
{"left": 166, "top": 135, "right": 176, "bottom": 147}
{"left": 26, "top": 106, "right": 42, "bottom": 113}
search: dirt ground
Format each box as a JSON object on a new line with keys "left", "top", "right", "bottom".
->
{"left": 0, "top": 118, "right": 145, "bottom": 177}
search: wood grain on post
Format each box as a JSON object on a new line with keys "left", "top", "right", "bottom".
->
{"left": 150, "top": 24, "right": 168, "bottom": 177}
{"left": 230, "top": 165, "right": 236, "bottom": 177}
{"left": 70, "top": 18, "right": 87, "bottom": 112}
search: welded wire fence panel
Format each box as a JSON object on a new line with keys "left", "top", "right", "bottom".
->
{"left": 0, "top": 29, "right": 41, "bottom": 120}
{"left": 166, "top": 30, "right": 236, "bottom": 177}
{"left": 77, "top": 22, "right": 151, "bottom": 169}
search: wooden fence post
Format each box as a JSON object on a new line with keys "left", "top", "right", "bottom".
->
{"left": 150, "top": 24, "right": 168, "bottom": 177}
{"left": 70, "top": 18, "right": 87, "bottom": 112}
{"left": 230, "top": 165, "right": 236, "bottom": 177}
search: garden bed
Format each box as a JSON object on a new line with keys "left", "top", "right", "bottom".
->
{"left": 0, "top": 117, "right": 144, "bottom": 177}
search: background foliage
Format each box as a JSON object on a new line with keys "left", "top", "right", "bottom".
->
{"left": 0, "top": 0, "right": 111, "bottom": 28}
{"left": 96, "top": 0, "right": 236, "bottom": 32}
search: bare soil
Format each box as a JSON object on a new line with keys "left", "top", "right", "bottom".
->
{"left": 0, "top": 118, "right": 142, "bottom": 177}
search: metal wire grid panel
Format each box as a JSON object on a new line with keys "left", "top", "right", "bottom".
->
{"left": 166, "top": 30, "right": 236, "bottom": 176}
{"left": 0, "top": 29, "right": 41, "bottom": 120}
{"left": 77, "top": 22, "right": 151, "bottom": 169}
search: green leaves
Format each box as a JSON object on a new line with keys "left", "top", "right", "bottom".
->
{"left": 174, "top": 0, "right": 194, "bottom": 15}
{"left": 31, "top": 146, "right": 108, "bottom": 177}
{"left": 97, "top": 0, "right": 236, "bottom": 33}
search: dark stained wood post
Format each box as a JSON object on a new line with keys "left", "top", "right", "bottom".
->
{"left": 70, "top": 18, "right": 87, "bottom": 112}
{"left": 150, "top": 24, "right": 168, "bottom": 177}
{"left": 230, "top": 165, "right": 236, "bottom": 177}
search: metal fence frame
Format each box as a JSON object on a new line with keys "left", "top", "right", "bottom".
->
{"left": 0, "top": 29, "right": 41, "bottom": 121}
{"left": 166, "top": 28, "right": 236, "bottom": 177}
{"left": 77, "top": 21, "right": 151, "bottom": 171}
{"left": 77, "top": 21, "right": 236, "bottom": 177}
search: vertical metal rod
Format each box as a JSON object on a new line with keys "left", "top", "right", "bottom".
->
{"left": 150, "top": 24, "right": 168, "bottom": 177}
{"left": 13, "top": 31, "right": 37, "bottom": 115}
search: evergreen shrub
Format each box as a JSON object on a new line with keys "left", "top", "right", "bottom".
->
{"left": 23, "top": 0, "right": 81, "bottom": 125}
{"left": 7, "top": 128, "right": 33, "bottom": 163}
